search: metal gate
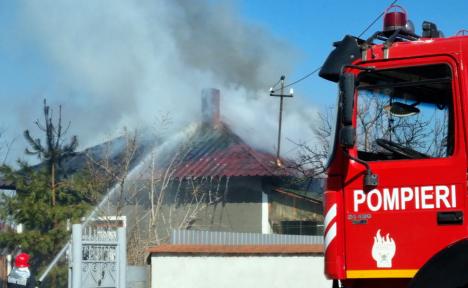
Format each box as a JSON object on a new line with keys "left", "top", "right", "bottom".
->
{"left": 71, "top": 223, "right": 126, "bottom": 288}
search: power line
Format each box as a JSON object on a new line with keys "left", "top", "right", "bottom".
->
{"left": 358, "top": 0, "right": 399, "bottom": 38}
{"left": 270, "top": 0, "right": 399, "bottom": 92}
{"left": 279, "top": 66, "right": 321, "bottom": 91}
{"left": 270, "top": 77, "right": 282, "bottom": 90}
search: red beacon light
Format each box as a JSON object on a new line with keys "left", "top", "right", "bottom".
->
{"left": 383, "top": 5, "right": 408, "bottom": 32}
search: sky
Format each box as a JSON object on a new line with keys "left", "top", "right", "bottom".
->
{"left": 238, "top": 0, "right": 468, "bottom": 104}
{"left": 0, "top": 0, "right": 467, "bottom": 165}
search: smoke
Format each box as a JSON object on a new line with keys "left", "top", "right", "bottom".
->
{"left": 11, "top": 0, "right": 319, "bottom": 161}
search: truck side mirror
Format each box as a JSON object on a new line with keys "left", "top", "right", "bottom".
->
{"left": 339, "top": 73, "right": 356, "bottom": 148}
{"left": 340, "top": 126, "right": 356, "bottom": 148}
{"left": 340, "top": 73, "right": 355, "bottom": 125}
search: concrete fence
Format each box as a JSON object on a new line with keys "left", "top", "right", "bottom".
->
{"left": 148, "top": 242, "right": 330, "bottom": 288}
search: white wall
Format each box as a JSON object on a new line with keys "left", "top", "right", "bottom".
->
{"left": 151, "top": 255, "right": 331, "bottom": 288}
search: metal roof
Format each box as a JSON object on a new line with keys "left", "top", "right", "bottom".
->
{"left": 167, "top": 123, "right": 294, "bottom": 178}
{"left": 170, "top": 229, "right": 323, "bottom": 246}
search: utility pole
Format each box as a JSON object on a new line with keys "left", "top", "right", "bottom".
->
{"left": 270, "top": 75, "right": 293, "bottom": 167}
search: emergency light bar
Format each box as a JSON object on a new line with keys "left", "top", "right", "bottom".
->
{"left": 319, "top": 5, "right": 446, "bottom": 82}
{"left": 383, "top": 5, "right": 407, "bottom": 32}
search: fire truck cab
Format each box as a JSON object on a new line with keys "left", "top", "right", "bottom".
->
{"left": 320, "top": 6, "right": 468, "bottom": 288}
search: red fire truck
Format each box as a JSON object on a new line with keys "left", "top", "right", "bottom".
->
{"left": 320, "top": 6, "right": 468, "bottom": 288}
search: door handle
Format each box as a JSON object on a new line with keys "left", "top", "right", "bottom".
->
{"left": 437, "top": 211, "right": 463, "bottom": 225}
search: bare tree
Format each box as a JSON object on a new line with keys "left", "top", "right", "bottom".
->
{"left": 292, "top": 92, "right": 447, "bottom": 177}
{"left": 356, "top": 93, "right": 441, "bottom": 157}
{"left": 0, "top": 127, "right": 17, "bottom": 165}
{"left": 80, "top": 122, "right": 224, "bottom": 265}
{"left": 81, "top": 128, "right": 140, "bottom": 216}
{"left": 290, "top": 107, "right": 334, "bottom": 178}
{"left": 126, "top": 137, "right": 226, "bottom": 265}
{"left": 357, "top": 94, "right": 386, "bottom": 151}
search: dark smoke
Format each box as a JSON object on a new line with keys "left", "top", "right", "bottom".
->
{"left": 5, "top": 0, "right": 318, "bottom": 163}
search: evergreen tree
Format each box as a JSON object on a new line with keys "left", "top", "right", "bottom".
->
{"left": 23, "top": 99, "right": 78, "bottom": 206}
{"left": 0, "top": 100, "right": 90, "bottom": 286}
{"left": 0, "top": 163, "right": 89, "bottom": 271}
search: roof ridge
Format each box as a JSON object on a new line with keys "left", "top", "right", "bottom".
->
{"left": 169, "top": 122, "right": 292, "bottom": 177}
{"left": 221, "top": 123, "right": 289, "bottom": 175}
{"left": 226, "top": 129, "right": 278, "bottom": 175}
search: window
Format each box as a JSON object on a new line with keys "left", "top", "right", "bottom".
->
{"left": 272, "top": 220, "right": 323, "bottom": 235}
{"left": 356, "top": 64, "right": 453, "bottom": 161}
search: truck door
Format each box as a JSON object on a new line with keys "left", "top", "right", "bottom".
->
{"left": 343, "top": 57, "right": 466, "bottom": 279}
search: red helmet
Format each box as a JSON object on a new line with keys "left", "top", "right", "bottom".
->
{"left": 15, "top": 253, "right": 30, "bottom": 268}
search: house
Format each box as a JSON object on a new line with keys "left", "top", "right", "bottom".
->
{"left": 100, "top": 88, "right": 324, "bottom": 248}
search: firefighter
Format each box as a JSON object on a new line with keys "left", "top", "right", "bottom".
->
{"left": 7, "top": 253, "right": 36, "bottom": 288}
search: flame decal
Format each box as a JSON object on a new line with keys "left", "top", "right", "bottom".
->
{"left": 372, "top": 229, "right": 396, "bottom": 268}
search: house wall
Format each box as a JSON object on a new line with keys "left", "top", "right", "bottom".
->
{"left": 269, "top": 191, "right": 323, "bottom": 235}
{"left": 199, "top": 177, "right": 263, "bottom": 233}
{"left": 118, "top": 176, "right": 324, "bottom": 247}
{"left": 125, "top": 201, "right": 263, "bottom": 243}
{"left": 150, "top": 254, "right": 331, "bottom": 288}
{"left": 269, "top": 192, "right": 323, "bottom": 222}
{"left": 121, "top": 176, "right": 265, "bottom": 240}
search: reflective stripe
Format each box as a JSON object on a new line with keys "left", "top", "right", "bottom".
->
{"left": 324, "top": 203, "right": 337, "bottom": 251}
{"left": 346, "top": 269, "right": 418, "bottom": 278}
{"left": 324, "top": 203, "right": 337, "bottom": 231}
{"left": 324, "top": 222, "right": 337, "bottom": 250}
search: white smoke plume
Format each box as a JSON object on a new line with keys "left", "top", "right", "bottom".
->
{"left": 9, "top": 0, "right": 319, "bottom": 161}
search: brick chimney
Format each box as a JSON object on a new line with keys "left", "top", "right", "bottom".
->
{"left": 201, "top": 88, "right": 221, "bottom": 127}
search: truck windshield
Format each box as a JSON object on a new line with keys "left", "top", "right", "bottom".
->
{"left": 356, "top": 64, "right": 453, "bottom": 161}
